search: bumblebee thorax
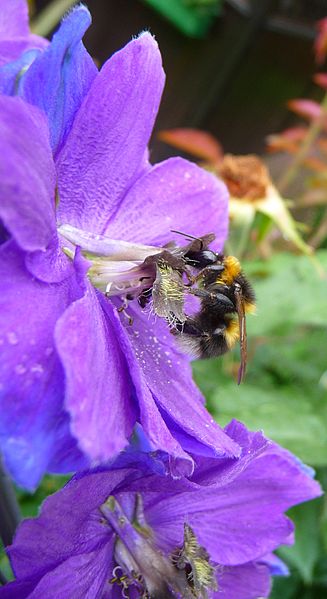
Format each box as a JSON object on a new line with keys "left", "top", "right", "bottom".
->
{"left": 219, "top": 256, "right": 241, "bottom": 285}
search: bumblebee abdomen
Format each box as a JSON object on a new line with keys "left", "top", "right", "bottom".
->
{"left": 198, "top": 331, "right": 229, "bottom": 359}
{"left": 173, "top": 313, "right": 239, "bottom": 360}
{"left": 196, "top": 316, "right": 239, "bottom": 358}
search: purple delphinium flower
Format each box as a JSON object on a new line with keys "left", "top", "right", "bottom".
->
{"left": 0, "top": 0, "right": 47, "bottom": 67}
{"left": 0, "top": 23, "right": 239, "bottom": 490}
{"left": 0, "top": 421, "right": 321, "bottom": 598}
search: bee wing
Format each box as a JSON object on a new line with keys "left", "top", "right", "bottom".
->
{"left": 170, "top": 231, "right": 216, "bottom": 254}
{"left": 152, "top": 261, "right": 186, "bottom": 324}
{"left": 235, "top": 287, "right": 247, "bottom": 384}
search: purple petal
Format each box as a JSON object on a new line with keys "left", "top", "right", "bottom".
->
{"left": 0, "top": 577, "right": 38, "bottom": 598}
{"left": 0, "top": 40, "right": 39, "bottom": 66}
{"left": 0, "top": 0, "right": 47, "bottom": 66}
{"left": 145, "top": 423, "right": 321, "bottom": 565}
{"left": 4, "top": 545, "right": 113, "bottom": 598}
{"left": 24, "top": 546, "right": 113, "bottom": 599}
{"left": 5, "top": 458, "right": 318, "bottom": 596}
{"left": 20, "top": 6, "right": 97, "bottom": 155}
{"left": 54, "top": 279, "right": 137, "bottom": 462}
{"left": 124, "top": 303, "right": 240, "bottom": 460}
{"left": 217, "top": 562, "right": 271, "bottom": 599}
{"left": 25, "top": 240, "right": 75, "bottom": 284}
{"left": 98, "top": 297, "right": 239, "bottom": 475}
{"left": 0, "top": 242, "right": 83, "bottom": 489}
{"left": 226, "top": 421, "right": 322, "bottom": 506}
{"left": 8, "top": 470, "right": 131, "bottom": 577}
{"left": 190, "top": 421, "right": 269, "bottom": 487}
{"left": 259, "top": 552, "right": 289, "bottom": 577}
{"left": 105, "top": 157, "right": 229, "bottom": 250}
{"left": 98, "top": 296, "right": 194, "bottom": 475}
{"left": 56, "top": 32, "right": 165, "bottom": 234}
{"left": 0, "top": 0, "right": 30, "bottom": 38}
{"left": 0, "top": 96, "right": 56, "bottom": 252}
{"left": 47, "top": 414, "right": 88, "bottom": 476}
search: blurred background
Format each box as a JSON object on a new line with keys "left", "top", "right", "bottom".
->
{"left": 32, "top": 0, "right": 324, "bottom": 160}
{"left": 9, "top": 1, "right": 327, "bottom": 597}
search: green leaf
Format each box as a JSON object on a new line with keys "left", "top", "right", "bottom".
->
{"left": 244, "top": 251, "right": 327, "bottom": 335}
{"left": 278, "top": 500, "right": 323, "bottom": 584}
{"left": 320, "top": 519, "right": 327, "bottom": 560}
{"left": 0, "top": 550, "right": 13, "bottom": 582}
{"left": 142, "top": 0, "right": 222, "bottom": 37}
{"left": 193, "top": 326, "right": 327, "bottom": 466}
{"left": 210, "top": 381, "right": 327, "bottom": 466}
{"left": 270, "top": 575, "right": 301, "bottom": 599}
{"left": 271, "top": 585, "right": 327, "bottom": 599}
{"left": 314, "top": 553, "right": 327, "bottom": 586}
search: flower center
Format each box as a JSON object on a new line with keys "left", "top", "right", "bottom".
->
{"left": 59, "top": 224, "right": 187, "bottom": 323}
{"left": 100, "top": 495, "right": 216, "bottom": 598}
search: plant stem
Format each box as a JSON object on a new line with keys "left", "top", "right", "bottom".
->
{"left": 309, "top": 213, "right": 327, "bottom": 249}
{"left": 235, "top": 217, "right": 253, "bottom": 259}
{"left": 278, "top": 93, "right": 327, "bottom": 194}
{"left": 30, "top": 0, "right": 79, "bottom": 37}
{"left": 0, "top": 458, "right": 21, "bottom": 548}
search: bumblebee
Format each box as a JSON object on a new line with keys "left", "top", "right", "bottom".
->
{"left": 172, "top": 234, "right": 256, "bottom": 384}
{"left": 123, "top": 230, "right": 255, "bottom": 383}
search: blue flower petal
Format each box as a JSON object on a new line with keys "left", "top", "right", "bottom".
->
{"left": 19, "top": 6, "right": 97, "bottom": 155}
{"left": 0, "top": 49, "right": 41, "bottom": 95}
{"left": 0, "top": 242, "right": 84, "bottom": 490}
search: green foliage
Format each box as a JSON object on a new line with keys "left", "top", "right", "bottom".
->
{"left": 142, "top": 0, "right": 222, "bottom": 37}
{"left": 245, "top": 250, "right": 327, "bottom": 335}
{"left": 0, "top": 551, "right": 13, "bottom": 583}
{"left": 193, "top": 250, "right": 327, "bottom": 597}
{"left": 270, "top": 485, "right": 327, "bottom": 598}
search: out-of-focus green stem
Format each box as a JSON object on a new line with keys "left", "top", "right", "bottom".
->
{"left": 0, "top": 568, "right": 8, "bottom": 585}
{"left": 0, "top": 457, "right": 21, "bottom": 548}
{"left": 30, "top": 0, "right": 79, "bottom": 37}
{"left": 309, "top": 210, "right": 327, "bottom": 249}
{"left": 278, "top": 92, "right": 327, "bottom": 194}
{"left": 235, "top": 218, "right": 253, "bottom": 260}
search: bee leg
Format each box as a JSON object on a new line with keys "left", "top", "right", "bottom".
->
{"left": 117, "top": 300, "right": 133, "bottom": 326}
{"left": 184, "top": 270, "right": 196, "bottom": 287}
{"left": 188, "top": 288, "right": 214, "bottom": 299}
{"left": 192, "top": 264, "right": 225, "bottom": 283}
{"left": 172, "top": 318, "right": 202, "bottom": 337}
{"left": 138, "top": 287, "right": 152, "bottom": 309}
{"left": 188, "top": 288, "right": 234, "bottom": 310}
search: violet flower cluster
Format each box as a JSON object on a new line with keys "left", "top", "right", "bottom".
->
{"left": 0, "top": 2, "right": 322, "bottom": 598}
{"left": 0, "top": 422, "right": 321, "bottom": 598}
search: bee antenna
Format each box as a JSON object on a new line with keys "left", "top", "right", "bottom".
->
{"left": 170, "top": 229, "right": 203, "bottom": 249}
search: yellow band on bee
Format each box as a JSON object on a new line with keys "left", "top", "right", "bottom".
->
{"left": 224, "top": 318, "right": 239, "bottom": 348}
{"left": 219, "top": 256, "right": 241, "bottom": 285}
{"left": 244, "top": 301, "right": 256, "bottom": 314}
